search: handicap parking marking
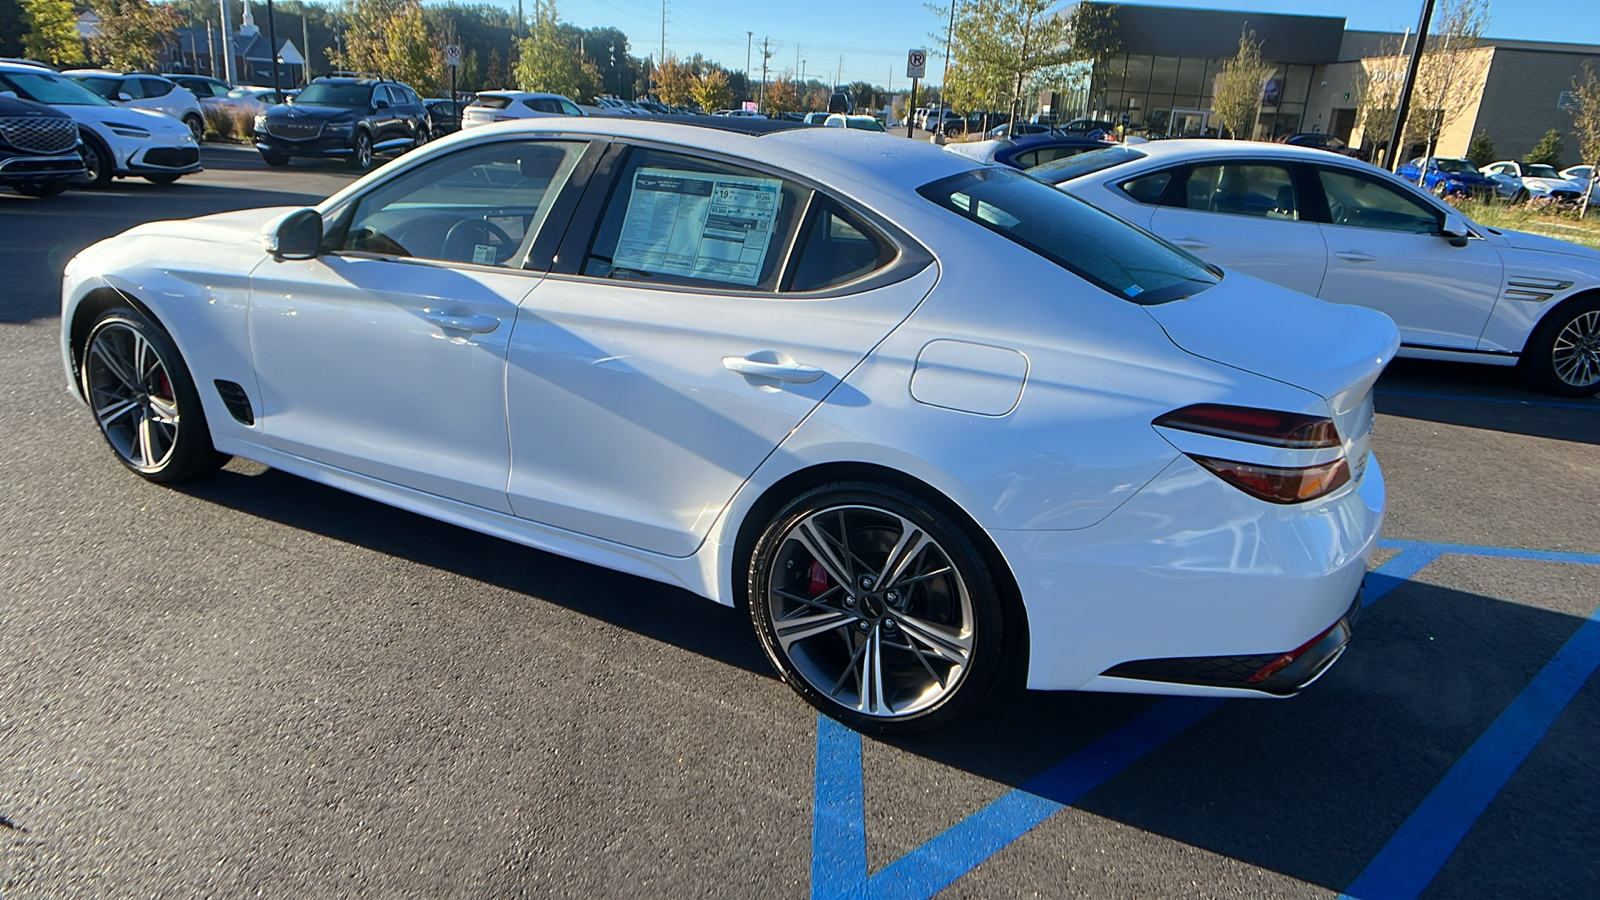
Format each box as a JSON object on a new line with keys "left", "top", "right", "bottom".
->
{"left": 1376, "top": 389, "right": 1600, "bottom": 412}
{"left": 1339, "top": 605, "right": 1600, "bottom": 900}
{"left": 809, "top": 538, "right": 1600, "bottom": 899}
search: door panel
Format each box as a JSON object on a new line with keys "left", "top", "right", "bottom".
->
{"left": 504, "top": 265, "right": 937, "bottom": 556}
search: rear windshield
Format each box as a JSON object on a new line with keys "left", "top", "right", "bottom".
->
{"left": 1025, "top": 145, "right": 1146, "bottom": 184}
{"left": 471, "top": 95, "right": 513, "bottom": 109}
{"left": 918, "top": 167, "right": 1219, "bottom": 305}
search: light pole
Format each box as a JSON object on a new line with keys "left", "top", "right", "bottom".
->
{"left": 746, "top": 31, "right": 753, "bottom": 105}
{"left": 265, "top": 0, "right": 282, "bottom": 100}
{"left": 1386, "top": 0, "right": 1438, "bottom": 172}
{"left": 935, "top": 0, "right": 958, "bottom": 137}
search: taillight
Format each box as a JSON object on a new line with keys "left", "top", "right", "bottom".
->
{"left": 1153, "top": 404, "right": 1340, "bottom": 449}
{"left": 1191, "top": 456, "right": 1351, "bottom": 504}
{"left": 1156, "top": 404, "right": 1351, "bottom": 504}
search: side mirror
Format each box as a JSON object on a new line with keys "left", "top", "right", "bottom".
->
{"left": 263, "top": 207, "right": 324, "bottom": 260}
{"left": 0, "top": 90, "right": 15, "bottom": 99}
{"left": 1441, "top": 212, "right": 1471, "bottom": 247}
{"left": 372, "top": 97, "right": 390, "bottom": 110}
{"left": 116, "top": 92, "right": 133, "bottom": 102}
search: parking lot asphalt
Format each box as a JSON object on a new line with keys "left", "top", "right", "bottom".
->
{"left": 2, "top": 146, "right": 1598, "bottom": 899}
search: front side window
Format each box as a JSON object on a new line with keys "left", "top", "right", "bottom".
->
{"left": 919, "top": 167, "right": 1219, "bottom": 305}
{"left": 582, "top": 148, "right": 803, "bottom": 290}
{"left": 77, "top": 76, "right": 131, "bottom": 99}
{"left": 339, "top": 140, "right": 586, "bottom": 266}
{"left": 1318, "top": 167, "right": 1442, "bottom": 234}
{"left": 1180, "top": 163, "right": 1298, "bottom": 219}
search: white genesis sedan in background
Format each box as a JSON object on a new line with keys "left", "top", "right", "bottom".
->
{"left": 1032, "top": 141, "right": 1600, "bottom": 396}
{"left": 1030, "top": 140, "right": 1600, "bottom": 392}
{"left": 60, "top": 118, "right": 1395, "bottom": 733}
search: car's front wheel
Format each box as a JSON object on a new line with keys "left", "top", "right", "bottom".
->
{"left": 413, "top": 124, "right": 429, "bottom": 148}
{"left": 351, "top": 132, "right": 374, "bottom": 171}
{"left": 74, "top": 136, "right": 114, "bottom": 189}
{"left": 748, "top": 483, "right": 1010, "bottom": 734}
{"left": 1523, "top": 296, "right": 1600, "bottom": 396}
{"left": 13, "top": 181, "right": 67, "bottom": 197}
{"left": 260, "top": 149, "right": 289, "bottom": 167}
{"left": 80, "top": 308, "right": 226, "bottom": 482}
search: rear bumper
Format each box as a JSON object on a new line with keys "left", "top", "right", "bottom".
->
{"left": 995, "top": 452, "right": 1384, "bottom": 693}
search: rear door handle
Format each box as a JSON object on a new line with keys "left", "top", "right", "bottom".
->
{"left": 722, "top": 355, "right": 825, "bottom": 384}
{"left": 1171, "top": 237, "right": 1212, "bottom": 250}
{"left": 1335, "top": 251, "right": 1376, "bottom": 262}
{"left": 423, "top": 311, "right": 500, "bottom": 334}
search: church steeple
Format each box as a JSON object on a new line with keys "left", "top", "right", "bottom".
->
{"left": 240, "top": 1, "right": 259, "bottom": 36}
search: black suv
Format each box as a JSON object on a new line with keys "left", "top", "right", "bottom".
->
{"left": 255, "top": 76, "right": 428, "bottom": 171}
{"left": 0, "top": 94, "right": 85, "bottom": 197}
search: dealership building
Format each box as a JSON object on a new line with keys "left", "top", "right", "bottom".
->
{"left": 1072, "top": 2, "right": 1598, "bottom": 165}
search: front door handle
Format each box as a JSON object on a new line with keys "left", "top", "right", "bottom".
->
{"left": 423, "top": 311, "right": 500, "bottom": 334}
{"left": 1335, "top": 251, "right": 1376, "bottom": 262}
{"left": 1172, "top": 237, "right": 1212, "bottom": 250}
{"left": 722, "top": 355, "right": 825, "bottom": 384}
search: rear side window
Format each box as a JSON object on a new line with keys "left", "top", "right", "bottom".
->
{"left": 1121, "top": 171, "right": 1173, "bottom": 204}
{"left": 559, "top": 99, "right": 582, "bottom": 115}
{"left": 919, "top": 167, "right": 1218, "bottom": 305}
{"left": 525, "top": 97, "right": 564, "bottom": 113}
{"left": 583, "top": 148, "right": 804, "bottom": 291}
{"left": 785, "top": 197, "right": 896, "bottom": 292}
{"left": 139, "top": 77, "right": 173, "bottom": 98}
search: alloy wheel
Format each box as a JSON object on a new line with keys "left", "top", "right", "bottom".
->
{"left": 83, "top": 321, "right": 181, "bottom": 472}
{"left": 354, "top": 134, "right": 373, "bottom": 170}
{"left": 1552, "top": 309, "right": 1600, "bottom": 389}
{"left": 763, "top": 504, "right": 976, "bottom": 718}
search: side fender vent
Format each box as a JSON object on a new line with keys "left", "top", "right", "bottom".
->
{"left": 214, "top": 380, "right": 255, "bottom": 425}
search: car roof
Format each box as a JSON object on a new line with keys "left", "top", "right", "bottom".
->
{"left": 1109, "top": 139, "right": 1376, "bottom": 166}
{"left": 477, "top": 90, "right": 569, "bottom": 100}
{"left": 1008, "top": 133, "right": 1108, "bottom": 148}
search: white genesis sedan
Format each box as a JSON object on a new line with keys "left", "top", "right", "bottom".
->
{"left": 60, "top": 118, "right": 1397, "bottom": 733}
{"left": 1032, "top": 141, "right": 1600, "bottom": 396}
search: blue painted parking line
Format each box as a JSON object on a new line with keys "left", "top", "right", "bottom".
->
{"left": 809, "top": 538, "right": 1600, "bottom": 898}
{"left": 1339, "top": 605, "right": 1600, "bottom": 900}
{"left": 1376, "top": 389, "right": 1600, "bottom": 411}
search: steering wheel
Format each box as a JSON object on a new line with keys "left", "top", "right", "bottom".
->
{"left": 441, "top": 217, "right": 517, "bottom": 265}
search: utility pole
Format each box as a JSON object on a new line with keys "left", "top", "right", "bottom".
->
{"left": 517, "top": 0, "right": 523, "bottom": 39}
{"left": 836, "top": 54, "right": 842, "bottom": 88}
{"left": 660, "top": 0, "right": 666, "bottom": 67}
{"left": 218, "top": 0, "right": 234, "bottom": 83}
{"left": 936, "top": 0, "right": 958, "bottom": 135}
{"left": 1387, "top": 0, "right": 1437, "bottom": 172}
{"left": 301, "top": 15, "right": 309, "bottom": 86}
{"left": 265, "top": 0, "right": 282, "bottom": 102}
{"left": 206, "top": 20, "right": 216, "bottom": 78}
{"left": 759, "top": 36, "right": 771, "bottom": 113}
{"left": 746, "top": 31, "right": 753, "bottom": 97}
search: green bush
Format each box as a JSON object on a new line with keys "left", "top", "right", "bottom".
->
{"left": 1465, "top": 131, "right": 1496, "bottom": 168}
{"left": 1525, "top": 129, "right": 1565, "bottom": 168}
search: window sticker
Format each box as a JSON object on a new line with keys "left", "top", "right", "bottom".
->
{"left": 611, "top": 166, "right": 782, "bottom": 286}
{"left": 473, "top": 244, "right": 497, "bottom": 265}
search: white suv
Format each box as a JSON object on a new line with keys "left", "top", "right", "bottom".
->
{"left": 461, "top": 91, "right": 585, "bottom": 128}
{"left": 64, "top": 70, "right": 204, "bottom": 141}
{"left": 0, "top": 62, "right": 200, "bottom": 187}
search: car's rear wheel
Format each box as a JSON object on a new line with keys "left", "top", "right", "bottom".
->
{"left": 748, "top": 483, "right": 1009, "bottom": 734}
{"left": 1522, "top": 296, "right": 1600, "bottom": 396}
{"left": 260, "top": 150, "right": 289, "bottom": 167}
{"left": 80, "top": 308, "right": 226, "bottom": 482}
{"left": 1512, "top": 188, "right": 1530, "bottom": 204}
{"left": 351, "top": 132, "right": 374, "bottom": 171}
{"left": 413, "top": 124, "right": 429, "bottom": 148}
{"left": 14, "top": 181, "right": 67, "bottom": 197}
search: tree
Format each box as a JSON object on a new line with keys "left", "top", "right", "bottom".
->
{"left": 1525, "top": 129, "right": 1565, "bottom": 168}
{"left": 933, "top": 0, "right": 1074, "bottom": 123}
{"left": 1356, "top": 0, "right": 1488, "bottom": 163}
{"left": 653, "top": 54, "right": 696, "bottom": 106}
{"left": 763, "top": 75, "right": 797, "bottom": 114}
{"left": 89, "top": 0, "right": 182, "bottom": 71}
{"left": 512, "top": 3, "right": 601, "bottom": 101}
{"left": 1464, "top": 131, "right": 1496, "bottom": 168}
{"left": 328, "top": 0, "right": 441, "bottom": 93}
{"left": 1569, "top": 62, "right": 1600, "bottom": 169}
{"left": 803, "top": 87, "right": 828, "bottom": 112}
{"left": 1211, "top": 28, "right": 1272, "bottom": 140}
{"left": 690, "top": 68, "right": 732, "bottom": 113}
{"left": 21, "top": 0, "right": 83, "bottom": 66}
{"left": 485, "top": 47, "right": 507, "bottom": 89}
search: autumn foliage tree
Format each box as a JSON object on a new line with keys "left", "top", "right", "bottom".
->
{"left": 1211, "top": 28, "right": 1273, "bottom": 140}
{"left": 513, "top": 2, "right": 601, "bottom": 101}
{"left": 653, "top": 54, "right": 696, "bottom": 106}
{"left": 21, "top": 0, "right": 84, "bottom": 66}
{"left": 328, "top": 0, "right": 442, "bottom": 93}
{"left": 690, "top": 68, "right": 732, "bottom": 113}
{"left": 763, "top": 75, "right": 797, "bottom": 114}
{"left": 89, "top": 0, "right": 181, "bottom": 71}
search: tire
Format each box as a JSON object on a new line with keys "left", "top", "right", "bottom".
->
{"left": 14, "top": 181, "right": 67, "bottom": 197}
{"left": 1521, "top": 295, "right": 1600, "bottom": 397}
{"left": 143, "top": 173, "right": 181, "bottom": 185}
{"left": 80, "top": 307, "right": 227, "bottom": 482}
{"left": 1431, "top": 181, "right": 1448, "bottom": 198}
{"left": 183, "top": 113, "right": 204, "bottom": 142}
{"left": 260, "top": 150, "right": 289, "bottom": 167}
{"left": 413, "top": 124, "right": 429, "bottom": 148}
{"left": 350, "top": 131, "right": 374, "bottom": 171}
{"left": 74, "top": 135, "right": 114, "bottom": 189}
{"left": 747, "top": 482, "right": 1010, "bottom": 734}
{"left": 1512, "top": 188, "right": 1530, "bottom": 205}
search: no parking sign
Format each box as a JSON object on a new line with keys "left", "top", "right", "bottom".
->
{"left": 906, "top": 49, "right": 926, "bottom": 80}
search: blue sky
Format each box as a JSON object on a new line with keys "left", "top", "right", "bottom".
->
{"left": 530, "top": 0, "right": 1597, "bottom": 87}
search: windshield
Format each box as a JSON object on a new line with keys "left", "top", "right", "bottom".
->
{"left": 1025, "top": 145, "right": 1147, "bottom": 184}
{"left": 919, "top": 167, "right": 1219, "bottom": 305}
{"left": 1434, "top": 159, "right": 1480, "bottom": 174}
{"left": 71, "top": 75, "right": 123, "bottom": 99}
{"left": 0, "top": 70, "right": 111, "bottom": 106}
{"left": 294, "top": 82, "right": 372, "bottom": 107}
{"left": 1525, "top": 165, "right": 1561, "bottom": 178}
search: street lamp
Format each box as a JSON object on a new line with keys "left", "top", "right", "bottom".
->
{"left": 265, "top": 0, "right": 283, "bottom": 100}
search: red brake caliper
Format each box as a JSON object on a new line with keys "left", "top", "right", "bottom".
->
{"left": 808, "top": 560, "right": 831, "bottom": 597}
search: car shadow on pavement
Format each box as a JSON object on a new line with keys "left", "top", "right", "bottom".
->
{"left": 873, "top": 574, "right": 1599, "bottom": 895}
{"left": 199, "top": 146, "right": 361, "bottom": 175}
{"left": 1375, "top": 358, "right": 1600, "bottom": 445}
{"left": 173, "top": 466, "right": 775, "bottom": 679}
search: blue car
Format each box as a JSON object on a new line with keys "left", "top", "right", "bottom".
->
{"left": 1395, "top": 157, "right": 1496, "bottom": 199}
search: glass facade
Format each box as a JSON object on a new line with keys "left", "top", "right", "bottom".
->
{"left": 1091, "top": 52, "right": 1314, "bottom": 139}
